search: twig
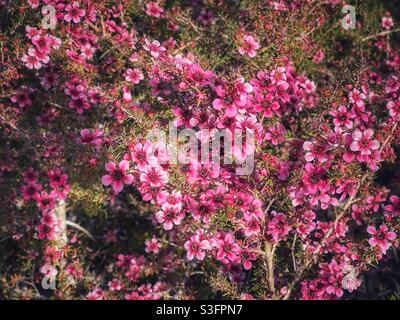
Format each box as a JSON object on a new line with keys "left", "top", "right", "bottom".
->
{"left": 66, "top": 220, "right": 95, "bottom": 240}
{"left": 362, "top": 28, "right": 400, "bottom": 42}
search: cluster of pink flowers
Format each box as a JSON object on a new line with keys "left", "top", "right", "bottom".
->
{"left": 20, "top": 167, "right": 70, "bottom": 241}
{"left": 86, "top": 254, "right": 168, "bottom": 300}
{"left": 22, "top": 26, "right": 61, "bottom": 70}
{"left": 3, "top": 0, "right": 400, "bottom": 301}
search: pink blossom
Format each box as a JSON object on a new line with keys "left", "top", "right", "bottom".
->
{"left": 78, "top": 128, "right": 103, "bottom": 145}
{"left": 216, "top": 233, "right": 240, "bottom": 264}
{"left": 145, "top": 2, "right": 164, "bottom": 18}
{"left": 349, "top": 129, "right": 380, "bottom": 157}
{"left": 101, "top": 160, "right": 134, "bottom": 193}
{"left": 145, "top": 237, "right": 161, "bottom": 254}
{"left": 329, "top": 105, "right": 355, "bottom": 130}
{"left": 367, "top": 224, "right": 396, "bottom": 254}
{"left": 140, "top": 165, "right": 169, "bottom": 188}
{"left": 303, "top": 140, "right": 329, "bottom": 163}
{"left": 143, "top": 39, "right": 166, "bottom": 58}
{"left": 184, "top": 235, "right": 211, "bottom": 261}
{"left": 238, "top": 35, "right": 260, "bottom": 58}
{"left": 382, "top": 16, "right": 394, "bottom": 30}
{"left": 349, "top": 89, "right": 366, "bottom": 108}
{"left": 64, "top": 2, "right": 86, "bottom": 24}
{"left": 267, "top": 211, "right": 291, "bottom": 242}
{"left": 155, "top": 205, "right": 184, "bottom": 230}
{"left": 125, "top": 68, "right": 144, "bottom": 84}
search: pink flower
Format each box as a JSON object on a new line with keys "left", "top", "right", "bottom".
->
{"left": 303, "top": 140, "right": 329, "bottom": 163}
{"left": 140, "top": 165, "right": 168, "bottom": 188}
{"left": 11, "top": 86, "right": 33, "bottom": 108}
{"left": 28, "top": 0, "right": 39, "bottom": 8}
{"left": 216, "top": 233, "right": 240, "bottom": 264}
{"left": 145, "top": 237, "right": 161, "bottom": 254}
{"left": 189, "top": 162, "right": 220, "bottom": 186}
{"left": 36, "top": 191, "right": 56, "bottom": 212}
{"left": 80, "top": 43, "right": 96, "bottom": 59}
{"left": 68, "top": 95, "right": 90, "bottom": 114}
{"left": 155, "top": 205, "right": 185, "bottom": 230}
{"left": 79, "top": 128, "right": 103, "bottom": 145}
{"left": 32, "top": 34, "right": 51, "bottom": 54}
{"left": 349, "top": 89, "right": 366, "bottom": 108}
{"left": 48, "top": 168, "right": 68, "bottom": 189}
{"left": 145, "top": 2, "right": 164, "bottom": 18}
{"left": 22, "top": 49, "right": 42, "bottom": 70}
{"left": 143, "top": 39, "right": 166, "bottom": 58}
{"left": 101, "top": 160, "right": 134, "bottom": 193}
{"left": 349, "top": 129, "right": 380, "bottom": 156}
{"left": 329, "top": 105, "right": 355, "bottom": 129}
{"left": 265, "top": 123, "right": 286, "bottom": 145}
{"left": 382, "top": 16, "right": 394, "bottom": 30}
{"left": 125, "top": 68, "right": 144, "bottom": 84}
{"left": 64, "top": 2, "right": 86, "bottom": 24}
{"left": 238, "top": 35, "right": 260, "bottom": 58}
{"left": 384, "top": 195, "right": 400, "bottom": 218}
{"left": 86, "top": 288, "right": 104, "bottom": 300}
{"left": 367, "top": 224, "right": 396, "bottom": 254}
{"left": 21, "top": 182, "right": 42, "bottom": 201}
{"left": 184, "top": 235, "right": 211, "bottom": 261}
{"left": 240, "top": 250, "right": 257, "bottom": 270}
{"left": 267, "top": 211, "right": 291, "bottom": 242}
{"left": 130, "top": 141, "right": 158, "bottom": 171}
{"left": 336, "top": 179, "right": 357, "bottom": 201}
{"left": 156, "top": 189, "right": 182, "bottom": 209}
{"left": 313, "top": 49, "right": 325, "bottom": 64}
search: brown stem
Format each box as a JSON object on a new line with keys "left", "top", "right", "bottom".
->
{"left": 264, "top": 241, "right": 276, "bottom": 298}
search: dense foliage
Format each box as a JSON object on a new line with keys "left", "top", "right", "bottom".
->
{"left": 1, "top": 0, "right": 400, "bottom": 300}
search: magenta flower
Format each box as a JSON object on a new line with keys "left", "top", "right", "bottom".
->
{"left": 79, "top": 128, "right": 103, "bottom": 145}
{"left": 101, "top": 160, "right": 134, "bottom": 193}
{"left": 303, "top": 140, "right": 329, "bottom": 163}
{"left": 22, "top": 49, "right": 43, "bottom": 70}
{"left": 184, "top": 235, "right": 211, "bottom": 261}
{"left": 145, "top": 2, "right": 164, "bottom": 18}
{"left": 139, "top": 165, "right": 168, "bottom": 188}
{"left": 155, "top": 205, "right": 185, "bottom": 230}
{"left": 130, "top": 141, "right": 158, "bottom": 171}
{"left": 238, "top": 35, "right": 260, "bottom": 58}
{"left": 329, "top": 105, "right": 355, "bottom": 129}
{"left": 382, "top": 16, "right": 394, "bottom": 30}
{"left": 367, "top": 224, "right": 396, "bottom": 254}
{"left": 145, "top": 237, "right": 161, "bottom": 254}
{"left": 216, "top": 233, "right": 240, "bottom": 264}
{"left": 143, "top": 39, "right": 166, "bottom": 58}
{"left": 349, "top": 89, "right": 366, "bottom": 108}
{"left": 21, "top": 182, "right": 42, "bottom": 201}
{"left": 64, "top": 1, "right": 86, "bottom": 24}
{"left": 267, "top": 211, "right": 291, "bottom": 242}
{"left": 125, "top": 68, "right": 144, "bottom": 84}
{"left": 349, "top": 129, "right": 380, "bottom": 156}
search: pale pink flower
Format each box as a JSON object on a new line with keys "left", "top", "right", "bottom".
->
{"left": 238, "top": 35, "right": 260, "bottom": 58}
{"left": 349, "top": 129, "right": 380, "bottom": 156}
{"left": 125, "top": 68, "right": 144, "bottom": 84}
{"left": 382, "top": 16, "right": 394, "bottom": 30}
